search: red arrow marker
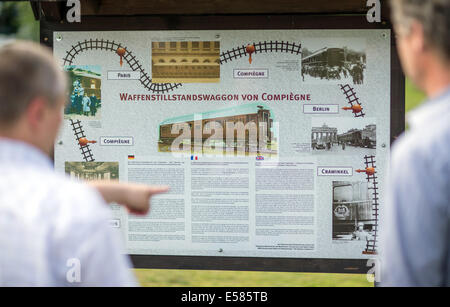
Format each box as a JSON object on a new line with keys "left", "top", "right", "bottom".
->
{"left": 356, "top": 167, "right": 375, "bottom": 175}
{"left": 342, "top": 104, "right": 362, "bottom": 113}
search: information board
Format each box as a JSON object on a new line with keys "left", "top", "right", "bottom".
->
{"left": 52, "top": 26, "right": 394, "bottom": 272}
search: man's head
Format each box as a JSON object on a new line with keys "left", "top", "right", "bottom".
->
{"left": 391, "top": 0, "right": 450, "bottom": 94}
{"left": 0, "top": 41, "right": 66, "bottom": 156}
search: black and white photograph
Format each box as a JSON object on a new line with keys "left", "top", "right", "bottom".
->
{"left": 301, "top": 39, "right": 366, "bottom": 84}
{"left": 65, "top": 162, "right": 118, "bottom": 181}
{"left": 332, "top": 181, "right": 375, "bottom": 243}
{"left": 64, "top": 65, "right": 102, "bottom": 120}
{"left": 311, "top": 117, "right": 376, "bottom": 155}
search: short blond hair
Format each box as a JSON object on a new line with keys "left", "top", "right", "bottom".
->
{"left": 0, "top": 41, "right": 66, "bottom": 126}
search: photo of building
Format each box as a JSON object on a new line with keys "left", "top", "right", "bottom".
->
{"left": 65, "top": 162, "right": 118, "bottom": 181}
{"left": 151, "top": 41, "right": 220, "bottom": 83}
{"left": 158, "top": 104, "right": 277, "bottom": 156}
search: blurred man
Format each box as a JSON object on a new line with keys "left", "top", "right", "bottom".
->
{"left": 381, "top": 0, "right": 450, "bottom": 286}
{"left": 0, "top": 41, "right": 168, "bottom": 286}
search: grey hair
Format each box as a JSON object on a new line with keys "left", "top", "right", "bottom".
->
{"left": 0, "top": 41, "right": 66, "bottom": 126}
{"left": 391, "top": 0, "right": 450, "bottom": 62}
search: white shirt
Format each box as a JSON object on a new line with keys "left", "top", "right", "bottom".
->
{"left": 381, "top": 87, "right": 450, "bottom": 286}
{"left": 0, "top": 139, "right": 137, "bottom": 286}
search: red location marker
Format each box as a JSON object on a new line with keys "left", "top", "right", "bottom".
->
{"left": 78, "top": 137, "right": 97, "bottom": 147}
{"left": 342, "top": 104, "right": 362, "bottom": 113}
{"left": 116, "top": 47, "right": 126, "bottom": 67}
{"left": 356, "top": 167, "right": 375, "bottom": 175}
{"left": 246, "top": 44, "right": 255, "bottom": 64}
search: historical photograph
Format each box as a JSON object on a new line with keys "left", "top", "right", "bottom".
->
{"left": 301, "top": 39, "right": 366, "bottom": 84}
{"left": 311, "top": 117, "right": 376, "bottom": 155}
{"left": 151, "top": 41, "right": 220, "bottom": 83}
{"left": 64, "top": 65, "right": 102, "bottom": 120}
{"left": 65, "top": 162, "right": 118, "bottom": 181}
{"left": 158, "top": 104, "right": 277, "bottom": 156}
{"left": 332, "top": 181, "right": 375, "bottom": 243}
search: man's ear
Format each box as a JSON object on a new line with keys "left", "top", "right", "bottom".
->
{"left": 26, "top": 97, "right": 47, "bottom": 130}
{"left": 409, "top": 20, "right": 426, "bottom": 53}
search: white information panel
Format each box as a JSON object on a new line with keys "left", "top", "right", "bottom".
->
{"left": 53, "top": 29, "right": 390, "bottom": 260}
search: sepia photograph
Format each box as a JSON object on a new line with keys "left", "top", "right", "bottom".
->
{"left": 151, "top": 41, "right": 220, "bottom": 83}
{"left": 64, "top": 65, "right": 102, "bottom": 120}
{"left": 158, "top": 104, "right": 277, "bottom": 156}
{"left": 65, "top": 162, "right": 118, "bottom": 181}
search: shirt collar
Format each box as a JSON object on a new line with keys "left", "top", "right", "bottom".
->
{"left": 407, "top": 86, "right": 450, "bottom": 129}
{"left": 0, "top": 138, "right": 53, "bottom": 170}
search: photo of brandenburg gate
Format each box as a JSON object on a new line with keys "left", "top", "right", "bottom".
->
{"left": 311, "top": 124, "right": 338, "bottom": 142}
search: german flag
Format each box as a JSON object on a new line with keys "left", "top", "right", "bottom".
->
{"left": 128, "top": 155, "right": 135, "bottom": 160}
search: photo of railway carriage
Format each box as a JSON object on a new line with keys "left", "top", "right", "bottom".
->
{"left": 311, "top": 118, "right": 376, "bottom": 155}
{"left": 64, "top": 65, "right": 102, "bottom": 120}
{"left": 337, "top": 125, "right": 376, "bottom": 149}
{"left": 301, "top": 44, "right": 366, "bottom": 84}
{"left": 332, "top": 181, "right": 375, "bottom": 243}
{"left": 158, "top": 104, "right": 277, "bottom": 155}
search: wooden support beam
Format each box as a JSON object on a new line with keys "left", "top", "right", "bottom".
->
{"left": 80, "top": 0, "right": 101, "bottom": 15}
{"left": 39, "top": 1, "right": 65, "bottom": 22}
{"left": 79, "top": 0, "right": 377, "bottom": 16}
{"left": 34, "top": 0, "right": 392, "bottom": 22}
{"left": 29, "top": 1, "right": 41, "bottom": 20}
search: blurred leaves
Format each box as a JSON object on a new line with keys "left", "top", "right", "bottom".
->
{"left": 0, "top": 2, "right": 19, "bottom": 34}
{"left": 0, "top": 1, "right": 39, "bottom": 41}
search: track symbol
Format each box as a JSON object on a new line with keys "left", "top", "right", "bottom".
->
{"left": 70, "top": 119, "right": 95, "bottom": 162}
{"left": 360, "top": 155, "right": 379, "bottom": 255}
{"left": 246, "top": 44, "right": 255, "bottom": 64}
{"left": 78, "top": 137, "right": 97, "bottom": 146}
{"left": 339, "top": 84, "right": 365, "bottom": 117}
{"left": 342, "top": 104, "right": 363, "bottom": 114}
{"left": 116, "top": 47, "right": 126, "bottom": 66}
{"left": 356, "top": 167, "right": 375, "bottom": 176}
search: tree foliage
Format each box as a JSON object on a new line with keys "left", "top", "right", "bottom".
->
{"left": 0, "top": 1, "right": 38, "bottom": 41}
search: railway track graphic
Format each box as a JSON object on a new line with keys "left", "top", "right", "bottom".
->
{"left": 70, "top": 119, "right": 95, "bottom": 162}
{"left": 219, "top": 41, "right": 302, "bottom": 64}
{"left": 62, "top": 39, "right": 302, "bottom": 93}
{"left": 339, "top": 84, "right": 365, "bottom": 117}
{"left": 362, "top": 155, "right": 379, "bottom": 255}
{"left": 62, "top": 39, "right": 182, "bottom": 93}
